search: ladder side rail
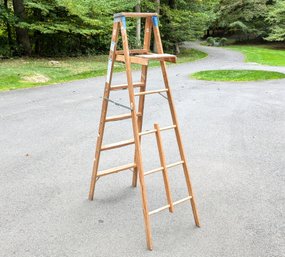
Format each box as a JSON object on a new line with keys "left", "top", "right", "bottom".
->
{"left": 132, "top": 16, "right": 152, "bottom": 187}
{"left": 119, "top": 18, "right": 153, "bottom": 250}
{"left": 152, "top": 16, "right": 200, "bottom": 227}
{"left": 88, "top": 21, "right": 120, "bottom": 200}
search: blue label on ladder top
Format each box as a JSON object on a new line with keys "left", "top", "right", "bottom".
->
{"left": 152, "top": 16, "right": 159, "bottom": 27}
{"left": 121, "top": 16, "right": 127, "bottom": 29}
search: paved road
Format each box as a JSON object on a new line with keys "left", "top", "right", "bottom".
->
{"left": 1, "top": 43, "right": 284, "bottom": 257}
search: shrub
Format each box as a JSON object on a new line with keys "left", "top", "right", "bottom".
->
{"left": 219, "top": 37, "right": 228, "bottom": 46}
{"left": 206, "top": 37, "right": 228, "bottom": 47}
{"left": 206, "top": 37, "right": 215, "bottom": 46}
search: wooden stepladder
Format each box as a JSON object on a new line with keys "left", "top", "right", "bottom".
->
{"left": 88, "top": 12, "right": 200, "bottom": 250}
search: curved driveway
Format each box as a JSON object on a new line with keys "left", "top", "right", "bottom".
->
{"left": 185, "top": 42, "right": 285, "bottom": 74}
{"left": 0, "top": 44, "right": 284, "bottom": 257}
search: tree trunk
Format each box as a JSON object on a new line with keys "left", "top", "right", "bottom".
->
{"left": 168, "top": 0, "right": 177, "bottom": 53}
{"left": 168, "top": 0, "right": 176, "bottom": 9}
{"left": 12, "top": 0, "right": 32, "bottom": 55}
{"left": 4, "top": 0, "right": 13, "bottom": 55}
{"left": 175, "top": 42, "right": 180, "bottom": 55}
{"left": 135, "top": 0, "right": 141, "bottom": 47}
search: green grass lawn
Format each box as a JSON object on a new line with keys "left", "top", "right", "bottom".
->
{"left": 225, "top": 45, "right": 285, "bottom": 66}
{"left": 191, "top": 70, "right": 285, "bottom": 82}
{"left": 0, "top": 49, "right": 207, "bottom": 91}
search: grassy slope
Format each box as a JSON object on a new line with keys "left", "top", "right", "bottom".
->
{"left": 225, "top": 45, "right": 285, "bottom": 66}
{"left": 191, "top": 70, "right": 285, "bottom": 82}
{"left": 0, "top": 49, "right": 207, "bottom": 91}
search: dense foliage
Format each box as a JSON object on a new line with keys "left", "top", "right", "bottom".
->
{"left": 0, "top": 0, "right": 284, "bottom": 57}
{"left": 266, "top": 0, "right": 285, "bottom": 41}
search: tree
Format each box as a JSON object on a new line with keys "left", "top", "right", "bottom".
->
{"left": 215, "top": 0, "right": 269, "bottom": 40}
{"left": 12, "top": 0, "right": 31, "bottom": 55}
{"left": 2, "top": 0, "right": 283, "bottom": 58}
{"left": 157, "top": 0, "right": 211, "bottom": 53}
{"left": 265, "top": 0, "right": 285, "bottom": 41}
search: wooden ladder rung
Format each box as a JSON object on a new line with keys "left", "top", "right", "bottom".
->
{"left": 167, "top": 161, "right": 184, "bottom": 169}
{"left": 110, "top": 82, "right": 144, "bottom": 91}
{"left": 139, "top": 125, "right": 176, "bottom": 136}
{"left": 149, "top": 204, "right": 170, "bottom": 215}
{"left": 105, "top": 112, "right": 142, "bottom": 122}
{"left": 149, "top": 196, "right": 192, "bottom": 215}
{"left": 97, "top": 163, "right": 136, "bottom": 177}
{"left": 144, "top": 166, "right": 163, "bottom": 175}
{"left": 173, "top": 196, "right": 192, "bottom": 206}
{"left": 105, "top": 113, "right": 131, "bottom": 122}
{"left": 101, "top": 139, "right": 135, "bottom": 151}
{"left": 144, "top": 161, "right": 184, "bottom": 176}
{"left": 134, "top": 89, "right": 168, "bottom": 96}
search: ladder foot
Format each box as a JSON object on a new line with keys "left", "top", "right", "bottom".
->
{"left": 88, "top": 192, "right": 94, "bottom": 201}
{"left": 88, "top": 180, "right": 96, "bottom": 201}
{"left": 194, "top": 217, "right": 201, "bottom": 227}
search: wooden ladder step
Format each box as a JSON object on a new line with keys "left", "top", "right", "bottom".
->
{"left": 105, "top": 113, "right": 131, "bottom": 122}
{"left": 136, "top": 53, "right": 177, "bottom": 63}
{"left": 139, "top": 125, "right": 176, "bottom": 136}
{"left": 149, "top": 196, "right": 192, "bottom": 215}
{"left": 101, "top": 139, "right": 135, "bottom": 151}
{"left": 116, "top": 55, "right": 149, "bottom": 65}
{"left": 97, "top": 163, "right": 136, "bottom": 177}
{"left": 134, "top": 89, "right": 168, "bottom": 96}
{"left": 144, "top": 161, "right": 184, "bottom": 176}
{"left": 173, "top": 196, "right": 192, "bottom": 206}
{"left": 116, "top": 49, "right": 148, "bottom": 55}
{"left": 105, "top": 112, "right": 142, "bottom": 122}
{"left": 110, "top": 82, "right": 144, "bottom": 91}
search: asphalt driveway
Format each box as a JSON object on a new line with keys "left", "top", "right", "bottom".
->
{"left": 0, "top": 43, "right": 284, "bottom": 257}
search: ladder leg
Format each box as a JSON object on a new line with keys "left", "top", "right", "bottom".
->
{"left": 89, "top": 21, "right": 119, "bottom": 200}
{"left": 132, "top": 65, "right": 148, "bottom": 187}
{"left": 154, "top": 123, "right": 174, "bottom": 213}
{"left": 133, "top": 17, "right": 152, "bottom": 188}
{"left": 152, "top": 16, "right": 200, "bottom": 226}
{"left": 120, "top": 19, "right": 153, "bottom": 250}
{"left": 137, "top": 154, "right": 153, "bottom": 250}
{"left": 160, "top": 60, "right": 200, "bottom": 227}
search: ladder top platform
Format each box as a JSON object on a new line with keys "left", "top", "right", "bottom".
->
{"left": 136, "top": 53, "right": 177, "bottom": 63}
{"left": 116, "top": 53, "right": 177, "bottom": 65}
{"left": 114, "top": 12, "right": 158, "bottom": 18}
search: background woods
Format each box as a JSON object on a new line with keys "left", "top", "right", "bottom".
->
{"left": 0, "top": 0, "right": 284, "bottom": 57}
